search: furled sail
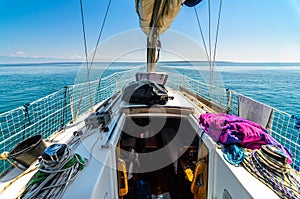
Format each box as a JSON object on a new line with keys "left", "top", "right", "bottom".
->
{"left": 136, "top": 0, "right": 203, "bottom": 72}
{"left": 135, "top": 0, "right": 203, "bottom": 36}
{"left": 135, "top": 0, "right": 184, "bottom": 36}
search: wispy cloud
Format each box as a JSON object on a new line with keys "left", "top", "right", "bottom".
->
{"left": 70, "top": 54, "right": 84, "bottom": 60}
{"left": 1, "top": 52, "right": 69, "bottom": 64}
{"left": 10, "top": 50, "right": 27, "bottom": 57}
{"left": 0, "top": 51, "right": 84, "bottom": 64}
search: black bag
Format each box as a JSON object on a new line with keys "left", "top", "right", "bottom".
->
{"left": 122, "top": 80, "right": 168, "bottom": 105}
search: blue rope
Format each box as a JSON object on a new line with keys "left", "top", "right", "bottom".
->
{"left": 223, "top": 144, "right": 245, "bottom": 166}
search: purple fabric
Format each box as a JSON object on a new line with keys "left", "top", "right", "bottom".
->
{"left": 199, "top": 113, "right": 292, "bottom": 164}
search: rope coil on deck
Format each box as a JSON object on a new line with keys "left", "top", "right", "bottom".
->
{"left": 19, "top": 144, "right": 86, "bottom": 199}
{"left": 242, "top": 147, "right": 300, "bottom": 199}
{"left": 222, "top": 144, "right": 245, "bottom": 166}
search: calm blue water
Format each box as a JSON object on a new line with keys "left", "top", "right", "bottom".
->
{"left": 0, "top": 62, "right": 299, "bottom": 115}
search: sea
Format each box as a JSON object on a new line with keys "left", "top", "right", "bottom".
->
{"left": 0, "top": 61, "right": 299, "bottom": 115}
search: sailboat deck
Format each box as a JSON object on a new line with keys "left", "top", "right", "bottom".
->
{"left": 0, "top": 70, "right": 298, "bottom": 198}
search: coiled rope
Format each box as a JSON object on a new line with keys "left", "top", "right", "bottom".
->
{"left": 222, "top": 144, "right": 245, "bottom": 166}
{"left": 242, "top": 148, "right": 300, "bottom": 199}
{"left": 19, "top": 146, "right": 86, "bottom": 199}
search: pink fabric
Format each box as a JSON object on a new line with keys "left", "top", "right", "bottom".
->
{"left": 199, "top": 113, "right": 292, "bottom": 164}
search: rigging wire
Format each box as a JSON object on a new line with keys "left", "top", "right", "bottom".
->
{"left": 193, "top": 7, "right": 210, "bottom": 63}
{"left": 87, "top": 0, "right": 112, "bottom": 110}
{"left": 78, "top": 0, "right": 93, "bottom": 113}
{"left": 194, "top": 0, "right": 223, "bottom": 92}
{"left": 78, "top": 0, "right": 112, "bottom": 112}
{"left": 89, "top": 0, "right": 112, "bottom": 70}
{"left": 208, "top": 0, "right": 212, "bottom": 64}
{"left": 208, "top": 0, "right": 214, "bottom": 90}
{"left": 79, "top": 0, "right": 89, "bottom": 70}
{"left": 193, "top": 4, "right": 213, "bottom": 92}
{"left": 211, "top": 0, "right": 223, "bottom": 79}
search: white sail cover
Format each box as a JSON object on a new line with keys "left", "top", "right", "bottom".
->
{"left": 135, "top": 0, "right": 184, "bottom": 36}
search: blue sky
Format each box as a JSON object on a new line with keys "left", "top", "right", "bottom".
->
{"left": 1, "top": 0, "right": 300, "bottom": 62}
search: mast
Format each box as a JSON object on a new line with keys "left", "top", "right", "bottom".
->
{"left": 147, "top": 28, "right": 158, "bottom": 72}
{"left": 136, "top": 0, "right": 183, "bottom": 72}
{"left": 146, "top": 0, "right": 163, "bottom": 72}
